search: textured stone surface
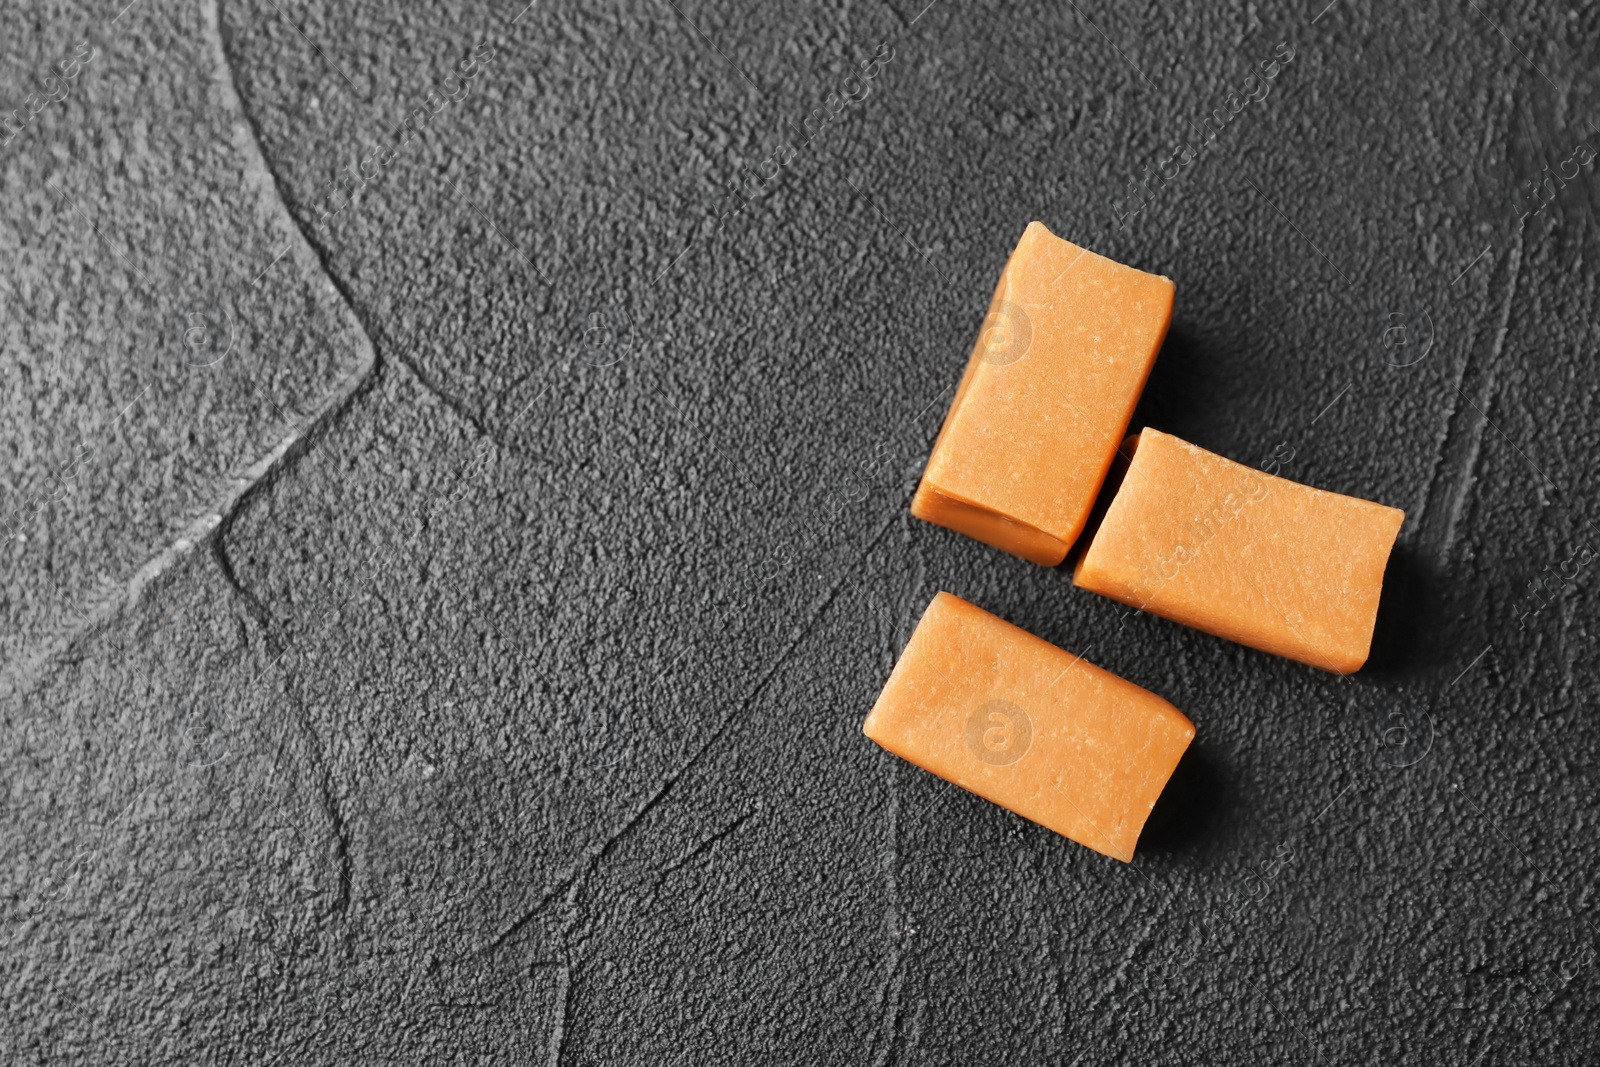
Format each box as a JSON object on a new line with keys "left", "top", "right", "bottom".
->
{"left": 0, "top": 0, "right": 369, "bottom": 686}
{"left": 4, "top": 0, "right": 1599, "bottom": 1063}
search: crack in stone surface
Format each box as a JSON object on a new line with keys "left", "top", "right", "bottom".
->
{"left": 0, "top": 0, "right": 380, "bottom": 703}
{"left": 479, "top": 509, "right": 904, "bottom": 960}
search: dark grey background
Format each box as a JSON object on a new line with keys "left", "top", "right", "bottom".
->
{"left": 4, "top": 0, "right": 1597, "bottom": 1063}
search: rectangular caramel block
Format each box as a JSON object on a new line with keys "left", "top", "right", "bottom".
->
{"left": 912, "top": 222, "right": 1174, "bottom": 566}
{"left": 1074, "top": 429, "right": 1405, "bottom": 674}
{"left": 863, "top": 592, "right": 1194, "bottom": 862}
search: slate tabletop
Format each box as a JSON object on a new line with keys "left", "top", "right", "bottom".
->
{"left": 4, "top": 0, "right": 1599, "bottom": 1063}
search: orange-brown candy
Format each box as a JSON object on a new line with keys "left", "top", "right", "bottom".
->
{"left": 863, "top": 592, "right": 1194, "bottom": 862}
{"left": 1074, "top": 429, "right": 1405, "bottom": 674}
{"left": 913, "top": 222, "right": 1174, "bottom": 565}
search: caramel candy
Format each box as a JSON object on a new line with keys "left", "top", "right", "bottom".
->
{"left": 863, "top": 592, "right": 1194, "bottom": 861}
{"left": 913, "top": 222, "right": 1174, "bottom": 565}
{"left": 1074, "top": 429, "right": 1405, "bottom": 673}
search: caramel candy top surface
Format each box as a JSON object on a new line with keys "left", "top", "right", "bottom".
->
{"left": 1074, "top": 429, "right": 1405, "bottom": 674}
{"left": 863, "top": 592, "right": 1194, "bottom": 862}
{"left": 919, "top": 222, "right": 1174, "bottom": 564}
